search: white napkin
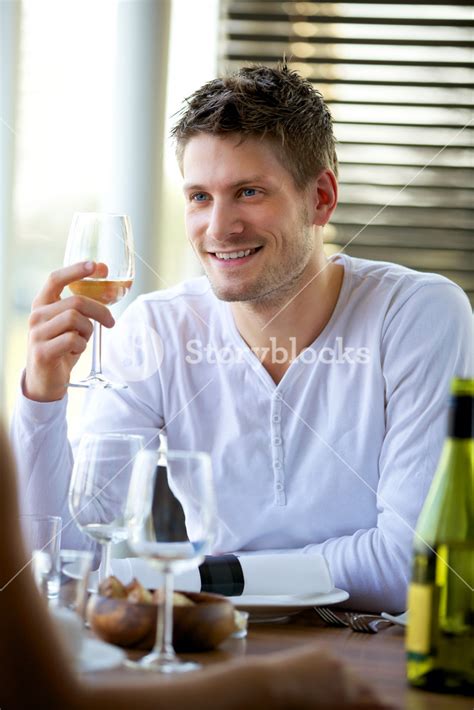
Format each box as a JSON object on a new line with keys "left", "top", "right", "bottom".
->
{"left": 239, "top": 554, "right": 333, "bottom": 595}
{"left": 107, "top": 553, "right": 333, "bottom": 597}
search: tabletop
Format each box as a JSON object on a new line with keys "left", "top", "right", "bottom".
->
{"left": 82, "top": 610, "right": 472, "bottom": 709}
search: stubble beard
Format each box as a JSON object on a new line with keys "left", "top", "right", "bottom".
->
{"left": 206, "top": 222, "right": 316, "bottom": 309}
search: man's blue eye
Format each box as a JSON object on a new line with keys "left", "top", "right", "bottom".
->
{"left": 192, "top": 193, "right": 207, "bottom": 202}
{"left": 242, "top": 188, "right": 257, "bottom": 197}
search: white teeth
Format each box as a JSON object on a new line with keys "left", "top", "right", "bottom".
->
{"left": 214, "top": 248, "right": 256, "bottom": 260}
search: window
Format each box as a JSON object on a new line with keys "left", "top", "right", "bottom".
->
{"left": 5, "top": 0, "right": 117, "bottom": 416}
{"left": 220, "top": 1, "right": 474, "bottom": 304}
{"left": 3, "top": 0, "right": 219, "bottom": 418}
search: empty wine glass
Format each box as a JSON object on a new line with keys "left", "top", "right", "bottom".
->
{"left": 69, "top": 433, "right": 145, "bottom": 583}
{"left": 125, "top": 448, "right": 215, "bottom": 673}
{"left": 64, "top": 212, "right": 135, "bottom": 389}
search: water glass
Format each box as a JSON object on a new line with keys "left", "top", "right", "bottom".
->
{"left": 58, "top": 549, "right": 93, "bottom": 619}
{"left": 49, "top": 549, "right": 93, "bottom": 665}
{"left": 21, "top": 514, "right": 62, "bottom": 601}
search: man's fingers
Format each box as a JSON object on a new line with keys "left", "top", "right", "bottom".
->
{"left": 32, "top": 261, "right": 96, "bottom": 307}
{"left": 29, "top": 295, "right": 115, "bottom": 329}
{"left": 91, "top": 262, "right": 108, "bottom": 278}
{"left": 34, "top": 332, "right": 89, "bottom": 365}
{"left": 31, "top": 310, "right": 94, "bottom": 345}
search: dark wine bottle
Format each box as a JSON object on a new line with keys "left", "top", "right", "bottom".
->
{"left": 406, "top": 378, "right": 473, "bottom": 694}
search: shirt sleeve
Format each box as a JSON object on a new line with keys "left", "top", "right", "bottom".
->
{"left": 10, "top": 296, "right": 166, "bottom": 551}
{"left": 302, "top": 281, "right": 473, "bottom": 612}
{"left": 9, "top": 379, "right": 88, "bottom": 549}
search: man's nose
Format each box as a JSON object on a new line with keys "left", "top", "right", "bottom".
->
{"left": 206, "top": 201, "right": 244, "bottom": 241}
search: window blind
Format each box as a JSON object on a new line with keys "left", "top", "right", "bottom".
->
{"left": 219, "top": 1, "right": 474, "bottom": 305}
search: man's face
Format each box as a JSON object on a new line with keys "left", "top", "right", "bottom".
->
{"left": 182, "top": 133, "right": 318, "bottom": 305}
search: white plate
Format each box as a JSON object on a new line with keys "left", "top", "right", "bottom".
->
{"left": 228, "top": 588, "right": 349, "bottom": 618}
{"left": 77, "top": 638, "right": 125, "bottom": 673}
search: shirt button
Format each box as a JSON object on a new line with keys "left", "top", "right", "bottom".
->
{"left": 274, "top": 461, "right": 282, "bottom": 469}
{"left": 273, "top": 436, "right": 282, "bottom": 446}
{"left": 274, "top": 392, "right": 283, "bottom": 401}
{"left": 272, "top": 414, "right": 281, "bottom": 423}
{"left": 275, "top": 482, "right": 284, "bottom": 491}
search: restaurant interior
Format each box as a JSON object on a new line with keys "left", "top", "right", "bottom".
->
{"left": 0, "top": 2, "right": 472, "bottom": 708}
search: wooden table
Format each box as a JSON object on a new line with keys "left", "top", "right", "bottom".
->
{"left": 82, "top": 611, "right": 472, "bottom": 709}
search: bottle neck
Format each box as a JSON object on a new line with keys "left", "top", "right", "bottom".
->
{"left": 448, "top": 395, "right": 473, "bottom": 440}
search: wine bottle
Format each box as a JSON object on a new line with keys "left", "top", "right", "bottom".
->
{"left": 406, "top": 378, "right": 473, "bottom": 694}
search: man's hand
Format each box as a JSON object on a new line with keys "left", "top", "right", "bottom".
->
{"left": 24, "top": 261, "right": 115, "bottom": 402}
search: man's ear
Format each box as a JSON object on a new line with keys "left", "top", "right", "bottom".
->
{"left": 310, "top": 169, "right": 338, "bottom": 226}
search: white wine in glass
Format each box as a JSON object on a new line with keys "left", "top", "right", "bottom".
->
{"left": 64, "top": 212, "right": 134, "bottom": 389}
{"left": 69, "top": 433, "right": 145, "bottom": 583}
{"left": 125, "top": 448, "right": 216, "bottom": 673}
{"left": 68, "top": 278, "right": 133, "bottom": 305}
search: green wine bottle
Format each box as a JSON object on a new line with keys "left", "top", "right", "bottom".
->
{"left": 406, "top": 378, "right": 473, "bottom": 694}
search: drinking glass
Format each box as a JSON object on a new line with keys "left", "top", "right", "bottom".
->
{"left": 125, "top": 448, "right": 215, "bottom": 673}
{"left": 64, "top": 212, "right": 135, "bottom": 389}
{"left": 57, "top": 549, "right": 94, "bottom": 619}
{"left": 69, "top": 433, "right": 145, "bottom": 583}
{"left": 48, "top": 550, "right": 94, "bottom": 665}
{"left": 21, "top": 514, "right": 62, "bottom": 601}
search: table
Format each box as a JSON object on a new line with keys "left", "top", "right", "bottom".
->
{"left": 82, "top": 611, "right": 472, "bottom": 709}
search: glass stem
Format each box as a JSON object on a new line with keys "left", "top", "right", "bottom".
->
{"left": 89, "top": 321, "right": 103, "bottom": 377}
{"left": 153, "top": 566, "right": 176, "bottom": 661}
{"left": 99, "top": 542, "right": 112, "bottom": 583}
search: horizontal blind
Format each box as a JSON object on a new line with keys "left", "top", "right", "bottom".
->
{"left": 219, "top": 1, "right": 474, "bottom": 305}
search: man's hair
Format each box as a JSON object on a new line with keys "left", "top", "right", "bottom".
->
{"left": 171, "top": 64, "right": 338, "bottom": 187}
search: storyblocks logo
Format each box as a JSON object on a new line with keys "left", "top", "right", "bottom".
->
{"left": 185, "top": 337, "right": 370, "bottom": 366}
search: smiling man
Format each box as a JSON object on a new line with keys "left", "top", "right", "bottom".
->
{"left": 180, "top": 132, "right": 343, "bottom": 385}
{"left": 12, "top": 65, "right": 472, "bottom": 612}
{"left": 181, "top": 134, "right": 336, "bottom": 307}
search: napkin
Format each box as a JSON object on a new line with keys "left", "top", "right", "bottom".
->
{"left": 107, "top": 553, "right": 333, "bottom": 597}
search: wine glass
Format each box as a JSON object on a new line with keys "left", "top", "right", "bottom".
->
{"left": 64, "top": 212, "right": 135, "bottom": 389}
{"left": 69, "top": 433, "right": 145, "bottom": 583}
{"left": 125, "top": 448, "right": 215, "bottom": 673}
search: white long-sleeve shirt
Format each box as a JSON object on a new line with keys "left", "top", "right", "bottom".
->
{"left": 11, "top": 254, "right": 473, "bottom": 612}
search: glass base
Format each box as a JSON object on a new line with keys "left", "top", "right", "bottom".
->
{"left": 124, "top": 652, "right": 200, "bottom": 674}
{"left": 69, "top": 374, "right": 127, "bottom": 390}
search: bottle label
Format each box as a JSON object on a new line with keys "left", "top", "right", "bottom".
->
{"left": 406, "top": 582, "right": 437, "bottom": 655}
{"left": 199, "top": 554, "right": 245, "bottom": 595}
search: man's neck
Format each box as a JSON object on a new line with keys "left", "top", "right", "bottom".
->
{"left": 230, "top": 257, "right": 344, "bottom": 384}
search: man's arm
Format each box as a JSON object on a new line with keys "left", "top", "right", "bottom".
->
{"left": 10, "top": 262, "right": 113, "bottom": 547}
{"left": 11, "top": 272, "right": 164, "bottom": 550}
{"left": 302, "top": 281, "right": 473, "bottom": 612}
{"left": 10, "top": 382, "right": 82, "bottom": 547}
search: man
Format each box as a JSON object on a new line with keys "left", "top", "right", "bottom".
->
{"left": 12, "top": 65, "right": 472, "bottom": 612}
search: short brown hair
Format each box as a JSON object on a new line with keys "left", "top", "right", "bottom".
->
{"left": 171, "top": 64, "right": 338, "bottom": 188}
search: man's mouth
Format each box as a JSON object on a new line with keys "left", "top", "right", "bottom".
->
{"left": 209, "top": 246, "right": 263, "bottom": 262}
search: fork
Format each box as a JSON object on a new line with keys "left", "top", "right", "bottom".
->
{"left": 313, "top": 606, "right": 349, "bottom": 627}
{"left": 346, "top": 612, "right": 393, "bottom": 634}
